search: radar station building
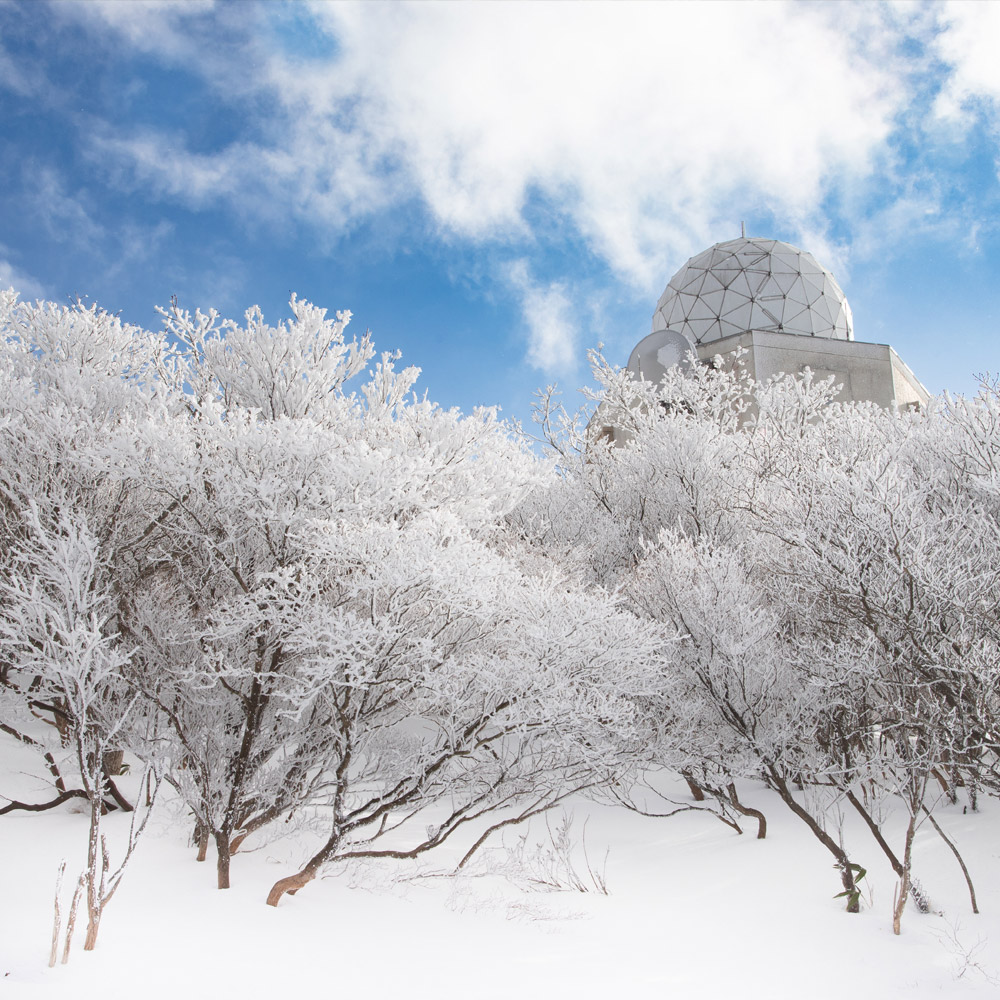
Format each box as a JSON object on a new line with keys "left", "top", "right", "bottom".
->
{"left": 626, "top": 236, "right": 929, "bottom": 411}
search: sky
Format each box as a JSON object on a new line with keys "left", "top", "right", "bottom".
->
{"left": 1, "top": 0, "right": 999, "bottom": 426}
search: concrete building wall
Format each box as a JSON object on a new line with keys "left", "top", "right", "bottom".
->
{"left": 697, "top": 330, "right": 930, "bottom": 410}
{"left": 890, "top": 350, "right": 930, "bottom": 410}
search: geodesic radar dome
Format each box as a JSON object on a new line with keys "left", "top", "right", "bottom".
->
{"left": 652, "top": 237, "right": 853, "bottom": 345}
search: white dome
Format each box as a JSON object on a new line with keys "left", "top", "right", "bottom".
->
{"left": 653, "top": 237, "right": 853, "bottom": 345}
{"left": 627, "top": 329, "right": 696, "bottom": 384}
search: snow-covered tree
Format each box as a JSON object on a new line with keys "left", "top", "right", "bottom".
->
{"left": 527, "top": 352, "right": 999, "bottom": 916}
{"left": 106, "top": 298, "right": 669, "bottom": 899}
{"left": 0, "top": 290, "right": 169, "bottom": 950}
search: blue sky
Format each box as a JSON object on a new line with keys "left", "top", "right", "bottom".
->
{"left": 1, "top": 0, "right": 998, "bottom": 425}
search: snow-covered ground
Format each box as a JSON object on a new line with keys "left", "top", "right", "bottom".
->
{"left": 3, "top": 734, "right": 998, "bottom": 999}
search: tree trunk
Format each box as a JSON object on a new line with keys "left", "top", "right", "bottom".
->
{"left": 893, "top": 809, "right": 918, "bottom": 935}
{"left": 215, "top": 831, "right": 231, "bottom": 889}
{"left": 726, "top": 783, "right": 767, "bottom": 839}
{"left": 930, "top": 767, "right": 955, "bottom": 804}
{"left": 194, "top": 820, "right": 209, "bottom": 862}
{"left": 62, "top": 874, "right": 85, "bottom": 964}
{"left": 54, "top": 697, "right": 72, "bottom": 747}
{"left": 83, "top": 913, "right": 100, "bottom": 951}
{"left": 838, "top": 865, "right": 861, "bottom": 913}
{"left": 266, "top": 867, "right": 317, "bottom": 907}
{"left": 102, "top": 749, "right": 124, "bottom": 778}
{"left": 682, "top": 771, "right": 706, "bottom": 801}
{"left": 50, "top": 862, "right": 64, "bottom": 968}
{"left": 923, "top": 806, "right": 979, "bottom": 914}
{"left": 266, "top": 824, "right": 342, "bottom": 906}
{"left": 101, "top": 750, "right": 133, "bottom": 811}
{"left": 766, "top": 768, "right": 859, "bottom": 912}
{"left": 84, "top": 794, "right": 103, "bottom": 949}
{"left": 847, "top": 789, "right": 930, "bottom": 912}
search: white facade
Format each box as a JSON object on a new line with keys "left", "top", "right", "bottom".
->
{"left": 695, "top": 329, "right": 929, "bottom": 410}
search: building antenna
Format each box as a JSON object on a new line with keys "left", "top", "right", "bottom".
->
{"left": 741, "top": 220, "right": 746, "bottom": 238}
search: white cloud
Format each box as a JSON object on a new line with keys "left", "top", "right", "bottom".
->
{"left": 16, "top": 162, "right": 176, "bottom": 294}
{"left": 850, "top": 186, "right": 958, "bottom": 261}
{"left": 292, "top": 2, "right": 909, "bottom": 286}
{"left": 933, "top": 1, "right": 1000, "bottom": 123}
{"left": 27, "top": 165, "right": 106, "bottom": 247}
{"left": 81, "top": 3, "right": 912, "bottom": 280}
{"left": 0, "top": 42, "right": 40, "bottom": 98}
{"left": 59, "top": 0, "right": 218, "bottom": 60}
{"left": 505, "top": 260, "right": 577, "bottom": 372}
{"left": 89, "top": 131, "right": 241, "bottom": 205}
{"left": 0, "top": 248, "right": 45, "bottom": 299}
{"left": 61, "top": 1, "right": 1000, "bottom": 368}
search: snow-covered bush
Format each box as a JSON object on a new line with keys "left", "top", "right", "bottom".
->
{"left": 0, "top": 291, "right": 171, "bottom": 950}
{"left": 524, "top": 349, "right": 1000, "bottom": 921}
{"left": 4, "top": 282, "right": 998, "bottom": 936}
{"left": 0, "top": 289, "right": 672, "bottom": 913}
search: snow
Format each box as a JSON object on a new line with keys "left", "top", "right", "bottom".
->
{"left": 4, "top": 734, "right": 998, "bottom": 999}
